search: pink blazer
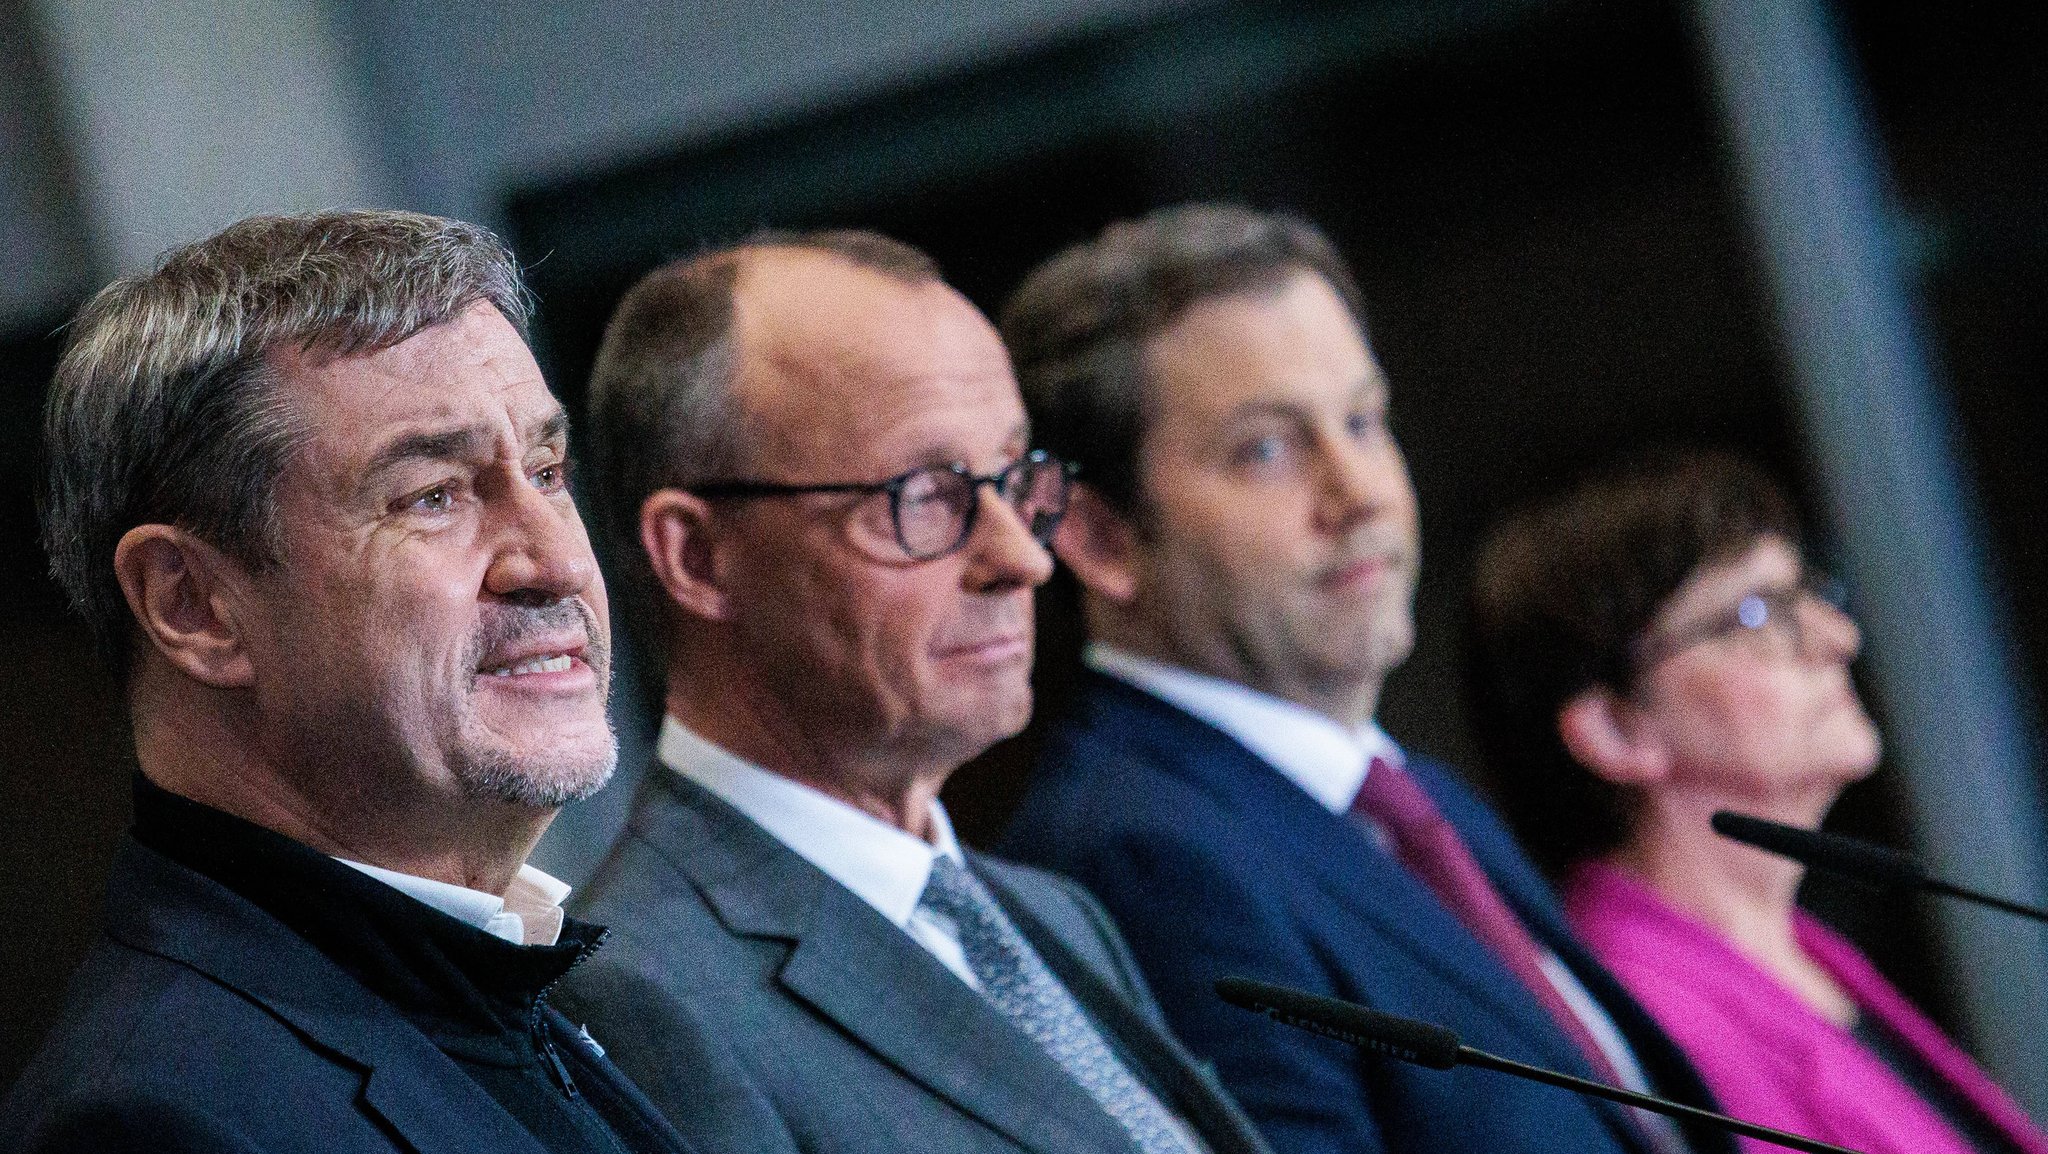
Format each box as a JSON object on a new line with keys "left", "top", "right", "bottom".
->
{"left": 1567, "top": 863, "right": 2048, "bottom": 1154}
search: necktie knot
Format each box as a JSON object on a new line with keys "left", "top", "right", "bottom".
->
{"left": 1350, "top": 755, "right": 1443, "bottom": 841}
{"left": 916, "top": 855, "right": 985, "bottom": 925}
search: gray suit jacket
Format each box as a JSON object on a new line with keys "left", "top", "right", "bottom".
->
{"left": 555, "top": 765, "right": 1272, "bottom": 1154}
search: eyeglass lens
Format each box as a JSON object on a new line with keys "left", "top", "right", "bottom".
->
{"left": 1733, "top": 573, "right": 1850, "bottom": 651}
{"left": 893, "top": 456, "right": 1070, "bottom": 560}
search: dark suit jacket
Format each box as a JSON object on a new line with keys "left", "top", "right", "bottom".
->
{"left": 555, "top": 763, "right": 1273, "bottom": 1154}
{"left": 999, "top": 671, "right": 1738, "bottom": 1154}
{"left": 0, "top": 839, "right": 701, "bottom": 1154}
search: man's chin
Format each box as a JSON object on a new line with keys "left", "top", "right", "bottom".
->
{"left": 1299, "top": 623, "right": 1412, "bottom": 686}
{"left": 454, "top": 728, "right": 620, "bottom": 809}
{"left": 926, "top": 686, "right": 1033, "bottom": 765}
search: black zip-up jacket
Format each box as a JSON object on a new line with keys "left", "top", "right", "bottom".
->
{"left": 0, "top": 777, "right": 710, "bottom": 1154}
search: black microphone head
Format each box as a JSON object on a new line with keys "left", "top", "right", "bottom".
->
{"left": 1712, "top": 810, "right": 1925, "bottom": 887}
{"left": 1216, "top": 977, "right": 1461, "bottom": 1069}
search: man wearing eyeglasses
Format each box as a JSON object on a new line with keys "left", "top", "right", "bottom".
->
{"left": 555, "top": 231, "right": 1271, "bottom": 1154}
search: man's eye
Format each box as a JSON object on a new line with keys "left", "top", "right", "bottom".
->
{"left": 1236, "top": 435, "right": 1290, "bottom": 467}
{"left": 532, "top": 462, "right": 569, "bottom": 492}
{"left": 1346, "top": 410, "right": 1389, "bottom": 440}
{"left": 402, "top": 485, "right": 457, "bottom": 514}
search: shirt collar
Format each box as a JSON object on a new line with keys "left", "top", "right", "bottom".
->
{"left": 657, "top": 715, "right": 965, "bottom": 929}
{"left": 1086, "top": 641, "right": 1403, "bottom": 813}
{"left": 336, "top": 858, "right": 572, "bottom": 947}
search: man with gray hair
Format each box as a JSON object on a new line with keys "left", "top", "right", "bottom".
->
{"left": 555, "top": 230, "right": 1271, "bottom": 1154}
{"left": 4, "top": 210, "right": 710, "bottom": 1154}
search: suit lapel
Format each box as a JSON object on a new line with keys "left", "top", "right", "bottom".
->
{"left": 1077, "top": 675, "right": 1598, "bottom": 1075}
{"left": 1491, "top": 876, "right": 1738, "bottom": 1154}
{"left": 106, "top": 842, "right": 554, "bottom": 1154}
{"left": 1080, "top": 681, "right": 1679, "bottom": 1153}
{"left": 641, "top": 772, "right": 1137, "bottom": 1154}
{"left": 357, "top": 1065, "right": 553, "bottom": 1154}
{"left": 778, "top": 892, "right": 1138, "bottom": 1154}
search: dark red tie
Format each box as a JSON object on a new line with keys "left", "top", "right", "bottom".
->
{"left": 1351, "top": 755, "right": 1625, "bottom": 1086}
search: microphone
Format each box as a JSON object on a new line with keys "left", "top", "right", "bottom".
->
{"left": 1215, "top": 976, "right": 1866, "bottom": 1154}
{"left": 1711, "top": 811, "right": 2048, "bottom": 925}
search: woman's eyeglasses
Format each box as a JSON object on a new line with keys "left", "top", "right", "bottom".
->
{"left": 1631, "top": 571, "right": 1851, "bottom": 672}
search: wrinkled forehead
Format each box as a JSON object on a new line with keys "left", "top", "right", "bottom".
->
{"left": 272, "top": 302, "right": 559, "bottom": 479}
{"left": 729, "top": 255, "right": 1023, "bottom": 471}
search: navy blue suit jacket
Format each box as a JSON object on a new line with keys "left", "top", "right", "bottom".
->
{"left": 1000, "top": 671, "right": 1735, "bottom": 1154}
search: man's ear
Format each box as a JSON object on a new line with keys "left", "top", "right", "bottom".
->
{"left": 1557, "top": 686, "right": 1672, "bottom": 786}
{"left": 1052, "top": 484, "right": 1141, "bottom": 603}
{"left": 111, "top": 525, "right": 257, "bottom": 688}
{"left": 641, "top": 489, "right": 732, "bottom": 622}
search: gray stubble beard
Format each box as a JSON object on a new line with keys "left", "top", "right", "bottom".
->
{"left": 452, "top": 597, "right": 620, "bottom": 809}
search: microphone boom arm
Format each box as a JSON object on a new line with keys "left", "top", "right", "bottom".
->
{"left": 1216, "top": 976, "right": 1867, "bottom": 1154}
{"left": 1711, "top": 811, "right": 2048, "bottom": 925}
{"left": 1456, "top": 1045, "right": 1861, "bottom": 1154}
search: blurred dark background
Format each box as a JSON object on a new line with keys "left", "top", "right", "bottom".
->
{"left": 1, "top": 0, "right": 2042, "bottom": 1103}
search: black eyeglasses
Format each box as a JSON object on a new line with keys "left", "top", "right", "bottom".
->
{"left": 691, "top": 449, "right": 1077, "bottom": 561}
{"left": 1630, "top": 570, "right": 1852, "bottom": 671}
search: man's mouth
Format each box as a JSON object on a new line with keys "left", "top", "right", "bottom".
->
{"left": 939, "top": 633, "right": 1031, "bottom": 662}
{"left": 483, "top": 653, "right": 578, "bottom": 677}
{"left": 476, "top": 634, "right": 589, "bottom": 679}
{"left": 1320, "top": 553, "right": 1403, "bottom": 591}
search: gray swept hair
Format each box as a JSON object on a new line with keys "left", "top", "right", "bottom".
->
{"left": 39, "top": 209, "right": 533, "bottom": 680}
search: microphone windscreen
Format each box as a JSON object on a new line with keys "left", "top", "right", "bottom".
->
{"left": 1215, "top": 977, "right": 1461, "bottom": 1069}
{"left": 1712, "top": 811, "right": 1925, "bottom": 887}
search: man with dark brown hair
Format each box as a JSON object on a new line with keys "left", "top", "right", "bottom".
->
{"left": 998, "top": 204, "right": 1735, "bottom": 1154}
{"left": 5, "top": 210, "right": 710, "bottom": 1154}
{"left": 558, "top": 231, "right": 1271, "bottom": 1154}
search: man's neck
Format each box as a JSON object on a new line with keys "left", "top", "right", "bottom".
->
{"left": 1087, "top": 616, "right": 1383, "bottom": 729}
{"left": 665, "top": 681, "right": 952, "bottom": 841}
{"left": 133, "top": 698, "right": 547, "bottom": 897}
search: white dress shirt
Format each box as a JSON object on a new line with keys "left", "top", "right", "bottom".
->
{"left": 1086, "top": 642, "right": 1401, "bottom": 812}
{"left": 658, "top": 715, "right": 982, "bottom": 988}
{"left": 1085, "top": 642, "right": 1670, "bottom": 1122}
{"left": 336, "top": 858, "right": 572, "bottom": 947}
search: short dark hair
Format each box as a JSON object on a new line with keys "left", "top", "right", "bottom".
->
{"left": 1462, "top": 451, "right": 1801, "bottom": 874}
{"left": 1000, "top": 203, "right": 1368, "bottom": 514}
{"left": 40, "top": 209, "right": 531, "bottom": 681}
{"left": 585, "top": 229, "right": 942, "bottom": 668}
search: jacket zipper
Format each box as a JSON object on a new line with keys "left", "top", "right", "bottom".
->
{"left": 531, "top": 926, "right": 608, "bottom": 1101}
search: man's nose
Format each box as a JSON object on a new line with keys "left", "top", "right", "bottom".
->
{"left": 485, "top": 479, "right": 600, "bottom": 605}
{"left": 1315, "top": 431, "right": 1406, "bottom": 532}
{"left": 960, "top": 485, "right": 1056, "bottom": 592}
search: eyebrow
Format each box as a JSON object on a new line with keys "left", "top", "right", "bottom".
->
{"left": 899, "top": 421, "right": 1032, "bottom": 470}
{"left": 1221, "top": 378, "right": 1389, "bottom": 425}
{"left": 361, "top": 408, "right": 570, "bottom": 488}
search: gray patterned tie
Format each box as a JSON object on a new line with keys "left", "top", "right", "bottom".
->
{"left": 917, "top": 856, "right": 1200, "bottom": 1154}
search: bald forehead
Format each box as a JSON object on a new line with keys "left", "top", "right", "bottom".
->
{"left": 723, "top": 250, "right": 1019, "bottom": 457}
{"left": 729, "top": 247, "right": 977, "bottom": 357}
